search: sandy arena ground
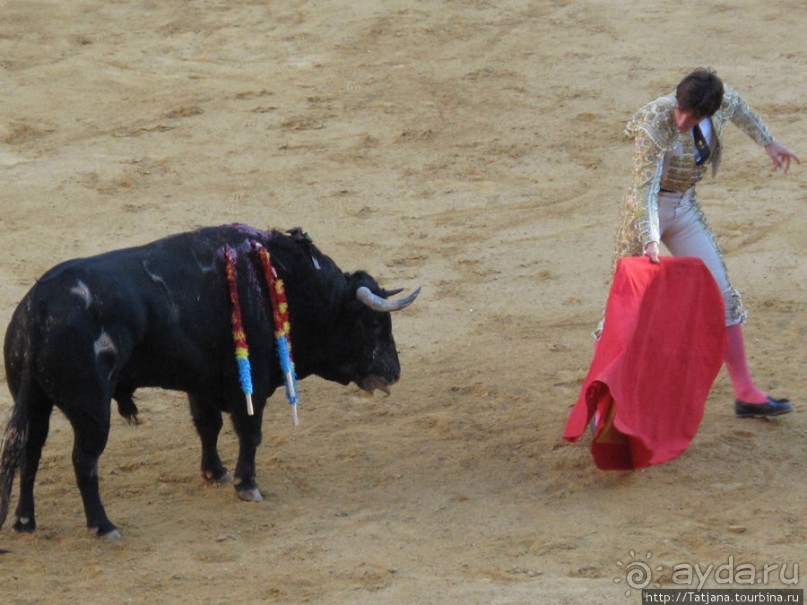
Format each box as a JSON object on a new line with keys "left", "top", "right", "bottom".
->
{"left": 1, "top": 1, "right": 805, "bottom": 603}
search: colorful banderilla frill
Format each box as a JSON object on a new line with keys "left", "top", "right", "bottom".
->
{"left": 223, "top": 246, "right": 255, "bottom": 416}
{"left": 253, "top": 242, "right": 299, "bottom": 426}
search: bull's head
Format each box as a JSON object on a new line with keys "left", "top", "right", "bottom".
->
{"left": 348, "top": 284, "right": 419, "bottom": 394}
{"left": 280, "top": 232, "right": 420, "bottom": 395}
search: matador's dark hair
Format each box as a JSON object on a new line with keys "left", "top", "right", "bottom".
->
{"left": 676, "top": 68, "right": 724, "bottom": 119}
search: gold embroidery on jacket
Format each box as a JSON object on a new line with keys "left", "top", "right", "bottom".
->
{"left": 610, "top": 85, "right": 772, "bottom": 325}
{"left": 613, "top": 85, "right": 773, "bottom": 260}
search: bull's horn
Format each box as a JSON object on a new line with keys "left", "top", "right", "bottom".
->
{"left": 356, "top": 286, "right": 420, "bottom": 312}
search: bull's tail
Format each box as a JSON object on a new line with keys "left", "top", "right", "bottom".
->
{"left": 0, "top": 363, "right": 31, "bottom": 531}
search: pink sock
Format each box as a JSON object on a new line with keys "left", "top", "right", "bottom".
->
{"left": 724, "top": 324, "right": 768, "bottom": 403}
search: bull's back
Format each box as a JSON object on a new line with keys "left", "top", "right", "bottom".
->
{"left": 4, "top": 225, "right": 283, "bottom": 399}
{"left": 4, "top": 237, "right": 194, "bottom": 399}
{"left": 4, "top": 232, "right": 222, "bottom": 397}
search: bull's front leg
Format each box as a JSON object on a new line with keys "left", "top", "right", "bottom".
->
{"left": 188, "top": 394, "right": 230, "bottom": 483}
{"left": 229, "top": 407, "right": 264, "bottom": 502}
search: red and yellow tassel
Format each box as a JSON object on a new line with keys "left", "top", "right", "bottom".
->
{"left": 223, "top": 246, "right": 254, "bottom": 415}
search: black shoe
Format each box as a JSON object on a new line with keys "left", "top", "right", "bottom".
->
{"left": 735, "top": 397, "right": 793, "bottom": 418}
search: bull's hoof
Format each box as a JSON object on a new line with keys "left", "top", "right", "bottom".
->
{"left": 202, "top": 469, "right": 233, "bottom": 485}
{"left": 236, "top": 487, "right": 263, "bottom": 502}
{"left": 89, "top": 525, "right": 122, "bottom": 540}
{"left": 88, "top": 519, "right": 122, "bottom": 540}
{"left": 13, "top": 516, "right": 36, "bottom": 533}
{"left": 100, "top": 528, "right": 123, "bottom": 540}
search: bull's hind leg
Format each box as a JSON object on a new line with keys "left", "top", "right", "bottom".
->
{"left": 188, "top": 394, "right": 230, "bottom": 484}
{"left": 65, "top": 398, "right": 119, "bottom": 539}
{"left": 13, "top": 385, "right": 55, "bottom": 533}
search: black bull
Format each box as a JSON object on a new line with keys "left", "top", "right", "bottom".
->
{"left": 0, "top": 224, "right": 418, "bottom": 539}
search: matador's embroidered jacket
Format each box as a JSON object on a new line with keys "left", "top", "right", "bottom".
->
{"left": 613, "top": 85, "right": 774, "bottom": 259}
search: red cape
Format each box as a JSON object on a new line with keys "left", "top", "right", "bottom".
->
{"left": 564, "top": 257, "right": 727, "bottom": 470}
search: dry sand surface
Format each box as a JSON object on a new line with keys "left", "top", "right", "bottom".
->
{"left": 1, "top": 1, "right": 805, "bottom": 603}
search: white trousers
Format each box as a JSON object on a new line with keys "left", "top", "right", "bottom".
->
{"left": 658, "top": 189, "right": 745, "bottom": 326}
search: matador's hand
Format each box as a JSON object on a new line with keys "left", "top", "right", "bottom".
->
{"left": 765, "top": 141, "right": 801, "bottom": 174}
{"left": 644, "top": 241, "right": 660, "bottom": 264}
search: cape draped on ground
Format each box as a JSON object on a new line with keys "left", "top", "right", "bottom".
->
{"left": 564, "top": 257, "right": 727, "bottom": 470}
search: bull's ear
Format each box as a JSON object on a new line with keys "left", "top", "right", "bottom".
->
{"left": 356, "top": 286, "right": 420, "bottom": 312}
